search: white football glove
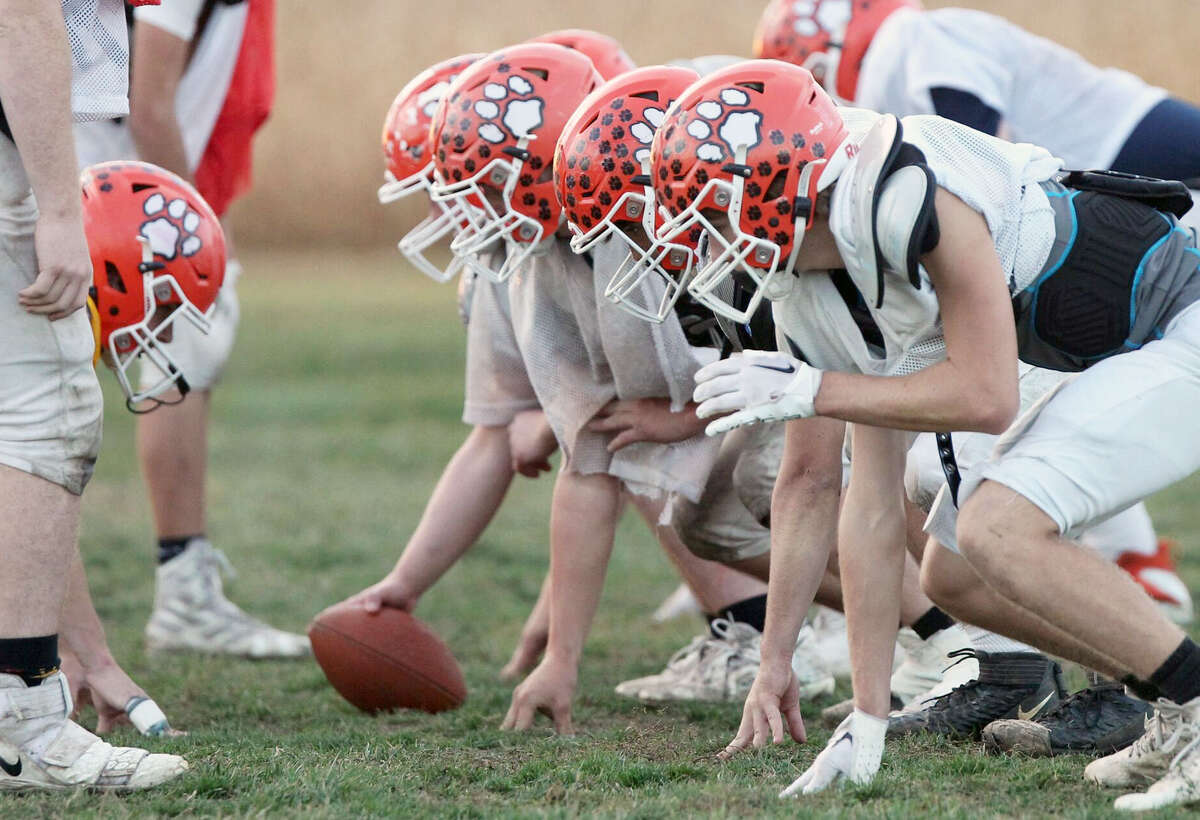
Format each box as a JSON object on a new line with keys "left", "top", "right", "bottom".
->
{"left": 692, "top": 351, "right": 823, "bottom": 436}
{"left": 780, "top": 709, "right": 887, "bottom": 797}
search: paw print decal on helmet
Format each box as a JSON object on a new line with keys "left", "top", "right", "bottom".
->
{"left": 140, "top": 193, "right": 205, "bottom": 260}
{"left": 628, "top": 105, "right": 665, "bottom": 166}
{"left": 474, "top": 76, "right": 545, "bottom": 144}
{"left": 684, "top": 88, "right": 765, "bottom": 163}
{"left": 790, "top": 0, "right": 850, "bottom": 36}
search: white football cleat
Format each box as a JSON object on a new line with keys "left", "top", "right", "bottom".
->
{"left": 626, "top": 619, "right": 761, "bottom": 703}
{"left": 650, "top": 583, "right": 702, "bottom": 624}
{"left": 145, "top": 539, "right": 311, "bottom": 659}
{"left": 618, "top": 619, "right": 833, "bottom": 704}
{"left": 614, "top": 632, "right": 712, "bottom": 699}
{"left": 0, "top": 673, "right": 187, "bottom": 792}
{"left": 1112, "top": 697, "right": 1200, "bottom": 811}
{"left": 791, "top": 624, "right": 837, "bottom": 701}
{"left": 808, "top": 607, "right": 852, "bottom": 679}
{"left": 891, "top": 625, "right": 978, "bottom": 710}
{"left": 1088, "top": 698, "right": 1200, "bottom": 790}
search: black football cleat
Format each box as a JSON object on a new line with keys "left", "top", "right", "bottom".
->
{"left": 981, "top": 680, "right": 1153, "bottom": 756}
{"left": 887, "top": 650, "right": 1067, "bottom": 738}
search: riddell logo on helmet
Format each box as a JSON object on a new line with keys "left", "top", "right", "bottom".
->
{"left": 140, "top": 193, "right": 205, "bottom": 261}
{"left": 685, "top": 89, "right": 765, "bottom": 163}
{"left": 473, "top": 75, "right": 545, "bottom": 145}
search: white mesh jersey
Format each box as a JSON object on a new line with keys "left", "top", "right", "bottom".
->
{"left": 64, "top": 0, "right": 130, "bottom": 121}
{"left": 775, "top": 110, "right": 1062, "bottom": 379}
{"left": 857, "top": 8, "right": 1166, "bottom": 170}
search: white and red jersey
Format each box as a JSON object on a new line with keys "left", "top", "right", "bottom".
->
{"left": 856, "top": 7, "right": 1166, "bottom": 170}
{"left": 74, "top": 0, "right": 274, "bottom": 216}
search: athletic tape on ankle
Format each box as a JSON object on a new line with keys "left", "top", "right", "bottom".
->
{"left": 125, "top": 696, "right": 170, "bottom": 736}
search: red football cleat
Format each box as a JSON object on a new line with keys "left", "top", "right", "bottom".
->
{"left": 1117, "top": 538, "right": 1194, "bottom": 625}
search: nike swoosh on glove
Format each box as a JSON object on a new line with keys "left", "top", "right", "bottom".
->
{"left": 780, "top": 709, "right": 887, "bottom": 796}
{"left": 693, "top": 350, "right": 823, "bottom": 436}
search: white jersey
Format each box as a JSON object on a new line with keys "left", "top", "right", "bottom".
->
{"left": 65, "top": 0, "right": 129, "bottom": 121}
{"left": 857, "top": 8, "right": 1167, "bottom": 169}
{"left": 775, "top": 110, "right": 1062, "bottom": 378}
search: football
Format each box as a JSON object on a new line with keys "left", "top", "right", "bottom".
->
{"left": 308, "top": 601, "right": 467, "bottom": 714}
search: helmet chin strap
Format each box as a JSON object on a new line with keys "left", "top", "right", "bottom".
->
{"left": 780, "top": 159, "right": 823, "bottom": 280}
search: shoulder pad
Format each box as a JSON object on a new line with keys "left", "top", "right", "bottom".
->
{"left": 836, "top": 115, "right": 940, "bottom": 308}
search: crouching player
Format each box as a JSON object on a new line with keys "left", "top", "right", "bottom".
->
{"left": 757, "top": 0, "right": 1200, "bottom": 623}
{"left": 664, "top": 61, "right": 1200, "bottom": 809}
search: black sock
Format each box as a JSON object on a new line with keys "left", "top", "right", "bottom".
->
{"left": 714, "top": 594, "right": 768, "bottom": 633}
{"left": 158, "top": 534, "right": 201, "bottom": 565}
{"left": 1149, "top": 637, "right": 1200, "bottom": 705}
{"left": 910, "top": 606, "right": 956, "bottom": 641}
{"left": 1122, "top": 675, "right": 1163, "bottom": 702}
{"left": 0, "top": 635, "right": 60, "bottom": 686}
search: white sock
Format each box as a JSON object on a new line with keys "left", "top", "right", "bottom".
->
{"left": 963, "top": 624, "right": 1036, "bottom": 654}
{"left": 1079, "top": 503, "right": 1157, "bottom": 562}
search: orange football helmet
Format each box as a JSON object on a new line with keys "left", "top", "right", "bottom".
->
{"left": 652, "top": 60, "right": 852, "bottom": 322}
{"left": 82, "top": 161, "right": 226, "bottom": 410}
{"left": 430, "top": 44, "right": 602, "bottom": 281}
{"left": 527, "top": 29, "right": 636, "bottom": 81}
{"left": 753, "top": 0, "right": 921, "bottom": 102}
{"left": 553, "top": 64, "right": 702, "bottom": 322}
{"left": 379, "top": 53, "right": 483, "bottom": 282}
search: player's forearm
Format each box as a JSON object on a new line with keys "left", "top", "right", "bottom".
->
{"left": 815, "top": 361, "right": 1017, "bottom": 435}
{"left": 389, "top": 426, "right": 515, "bottom": 598}
{"left": 840, "top": 427, "right": 910, "bottom": 719}
{"left": 57, "top": 553, "right": 117, "bottom": 671}
{"left": 129, "top": 23, "right": 192, "bottom": 180}
{"left": 0, "top": 1, "right": 84, "bottom": 219}
{"left": 840, "top": 498, "right": 907, "bottom": 718}
{"left": 759, "top": 418, "right": 844, "bottom": 670}
{"left": 543, "top": 469, "right": 620, "bottom": 667}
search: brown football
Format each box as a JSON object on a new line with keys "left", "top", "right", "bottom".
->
{"left": 308, "top": 601, "right": 467, "bottom": 714}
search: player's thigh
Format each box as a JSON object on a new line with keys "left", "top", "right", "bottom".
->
{"left": 975, "top": 309, "right": 1200, "bottom": 534}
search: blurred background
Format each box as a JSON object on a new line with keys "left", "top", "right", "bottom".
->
{"left": 231, "top": 0, "right": 1200, "bottom": 251}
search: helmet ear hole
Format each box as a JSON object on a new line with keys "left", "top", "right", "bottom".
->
{"left": 105, "top": 260, "right": 127, "bottom": 293}
{"left": 765, "top": 169, "right": 789, "bottom": 201}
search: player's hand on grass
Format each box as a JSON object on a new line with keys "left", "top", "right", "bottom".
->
{"left": 779, "top": 710, "right": 886, "bottom": 797}
{"left": 346, "top": 574, "right": 417, "bottom": 614}
{"left": 508, "top": 409, "right": 557, "bottom": 477}
{"left": 501, "top": 656, "right": 576, "bottom": 734}
{"left": 19, "top": 214, "right": 93, "bottom": 320}
{"left": 60, "top": 650, "right": 183, "bottom": 736}
{"left": 587, "top": 398, "right": 706, "bottom": 452}
{"left": 719, "top": 661, "right": 806, "bottom": 761}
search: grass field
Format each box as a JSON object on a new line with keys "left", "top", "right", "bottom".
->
{"left": 25, "top": 248, "right": 1200, "bottom": 817}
